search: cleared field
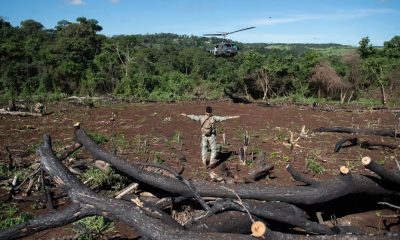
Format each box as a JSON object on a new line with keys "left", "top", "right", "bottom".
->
{"left": 0, "top": 100, "right": 399, "bottom": 238}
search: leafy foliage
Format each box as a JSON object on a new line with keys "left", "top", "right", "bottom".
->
{"left": 0, "top": 17, "right": 399, "bottom": 104}
{"left": 81, "top": 167, "right": 128, "bottom": 190}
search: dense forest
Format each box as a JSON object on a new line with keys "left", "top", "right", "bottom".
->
{"left": 1, "top": 17, "right": 399, "bottom": 105}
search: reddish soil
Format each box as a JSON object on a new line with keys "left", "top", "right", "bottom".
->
{"left": 0, "top": 100, "right": 399, "bottom": 238}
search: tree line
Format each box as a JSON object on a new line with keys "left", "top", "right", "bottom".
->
{"left": 1, "top": 17, "right": 399, "bottom": 104}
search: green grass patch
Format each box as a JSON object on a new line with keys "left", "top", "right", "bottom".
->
{"left": 306, "top": 158, "right": 325, "bottom": 174}
{"left": 153, "top": 152, "right": 165, "bottom": 164}
{"left": 113, "top": 133, "right": 130, "bottom": 151}
{"left": 73, "top": 216, "right": 114, "bottom": 240}
{"left": 87, "top": 132, "right": 109, "bottom": 144}
{"left": 0, "top": 203, "right": 33, "bottom": 229}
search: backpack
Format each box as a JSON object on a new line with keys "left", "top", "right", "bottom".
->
{"left": 201, "top": 115, "right": 215, "bottom": 136}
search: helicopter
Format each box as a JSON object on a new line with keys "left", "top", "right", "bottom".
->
{"left": 203, "top": 27, "right": 255, "bottom": 57}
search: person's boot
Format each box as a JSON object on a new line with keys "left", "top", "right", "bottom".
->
{"left": 208, "top": 159, "right": 218, "bottom": 169}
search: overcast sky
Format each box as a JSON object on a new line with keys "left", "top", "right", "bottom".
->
{"left": 1, "top": 0, "right": 399, "bottom": 46}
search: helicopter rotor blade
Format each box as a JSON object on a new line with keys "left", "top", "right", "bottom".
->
{"left": 226, "top": 27, "right": 255, "bottom": 35}
{"left": 203, "top": 33, "right": 224, "bottom": 36}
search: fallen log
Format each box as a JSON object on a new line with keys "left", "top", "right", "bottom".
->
{"left": 75, "top": 126, "right": 399, "bottom": 205}
{"left": 138, "top": 162, "right": 209, "bottom": 211}
{"left": 57, "top": 142, "right": 82, "bottom": 161}
{"left": 186, "top": 211, "right": 257, "bottom": 234}
{"left": 0, "top": 203, "right": 96, "bottom": 239}
{"left": 362, "top": 157, "right": 400, "bottom": 186}
{"left": 224, "top": 89, "right": 252, "bottom": 104}
{"left": 244, "top": 162, "right": 274, "bottom": 183}
{"left": 334, "top": 137, "right": 399, "bottom": 152}
{"left": 314, "top": 126, "right": 400, "bottom": 138}
{"left": 0, "top": 108, "right": 43, "bottom": 117}
{"left": 190, "top": 198, "right": 338, "bottom": 235}
{"left": 286, "top": 164, "right": 319, "bottom": 186}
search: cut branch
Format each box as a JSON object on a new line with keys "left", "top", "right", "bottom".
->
{"left": 286, "top": 164, "right": 319, "bottom": 186}
{"left": 0, "top": 203, "right": 96, "bottom": 240}
{"left": 244, "top": 164, "right": 274, "bottom": 183}
{"left": 362, "top": 156, "right": 400, "bottom": 186}
{"left": 0, "top": 108, "right": 44, "bottom": 117}
{"left": 334, "top": 137, "right": 398, "bottom": 152}
{"left": 314, "top": 126, "right": 400, "bottom": 138}
{"left": 57, "top": 143, "right": 82, "bottom": 161}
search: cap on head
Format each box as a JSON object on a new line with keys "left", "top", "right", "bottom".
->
{"left": 205, "top": 106, "right": 212, "bottom": 114}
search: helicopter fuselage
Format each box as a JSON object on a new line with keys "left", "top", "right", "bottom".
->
{"left": 210, "top": 42, "right": 239, "bottom": 57}
{"left": 203, "top": 26, "right": 254, "bottom": 57}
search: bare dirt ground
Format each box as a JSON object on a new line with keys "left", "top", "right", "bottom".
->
{"left": 0, "top": 100, "right": 399, "bottom": 239}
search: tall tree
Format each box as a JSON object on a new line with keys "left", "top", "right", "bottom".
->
{"left": 50, "top": 17, "right": 103, "bottom": 93}
{"left": 358, "top": 37, "right": 375, "bottom": 59}
{"left": 383, "top": 36, "right": 400, "bottom": 58}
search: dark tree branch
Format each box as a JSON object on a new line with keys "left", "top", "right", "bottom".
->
{"left": 334, "top": 137, "right": 398, "bottom": 152}
{"left": 57, "top": 142, "right": 82, "bottom": 161}
{"left": 0, "top": 203, "right": 95, "bottom": 240}
{"left": 187, "top": 211, "right": 258, "bottom": 234}
{"left": 138, "top": 162, "right": 209, "bottom": 211}
{"left": 314, "top": 126, "right": 400, "bottom": 138}
{"left": 244, "top": 164, "right": 274, "bottom": 183}
{"left": 362, "top": 157, "right": 400, "bottom": 186}
{"left": 286, "top": 164, "right": 319, "bottom": 186}
{"left": 191, "top": 199, "right": 335, "bottom": 235}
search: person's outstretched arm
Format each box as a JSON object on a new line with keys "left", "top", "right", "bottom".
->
{"left": 214, "top": 115, "right": 240, "bottom": 122}
{"left": 181, "top": 113, "right": 202, "bottom": 122}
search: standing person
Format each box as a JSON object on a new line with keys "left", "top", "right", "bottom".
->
{"left": 181, "top": 106, "right": 239, "bottom": 168}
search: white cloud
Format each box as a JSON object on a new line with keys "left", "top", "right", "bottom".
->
{"left": 68, "top": 0, "right": 84, "bottom": 5}
{"left": 250, "top": 8, "right": 396, "bottom": 27}
{"left": 235, "top": 32, "right": 323, "bottom": 44}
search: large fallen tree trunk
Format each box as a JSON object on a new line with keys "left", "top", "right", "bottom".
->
{"left": 188, "top": 199, "right": 337, "bottom": 235}
{"left": 75, "top": 126, "right": 399, "bottom": 205}
{"left": 314, "top": 126, "right": 400, "bottom": 138}
{"left": 0, "top": 135, "right": 255, "bottom": 240}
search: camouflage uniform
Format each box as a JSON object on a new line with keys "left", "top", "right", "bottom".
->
{"left": 184, "top": 114, "right": 236, "bottom": 166}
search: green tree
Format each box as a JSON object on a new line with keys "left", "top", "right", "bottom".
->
{"left": 358, "top": 37, "right": 375, "bottom": 59}
{"left": 240, "top": 51, "right": 269, "bottom": 100}
{"left": 293, "top": 50, "right": 322, "bottom": 98}
{"left": 50, "top": 17, "right": 103, "bottom": 93}
{"left": 384, "top": 36, "right": 400, "bottom": 58}
{"left": 361, "top": 57, "right": 390, "bottom": 105}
